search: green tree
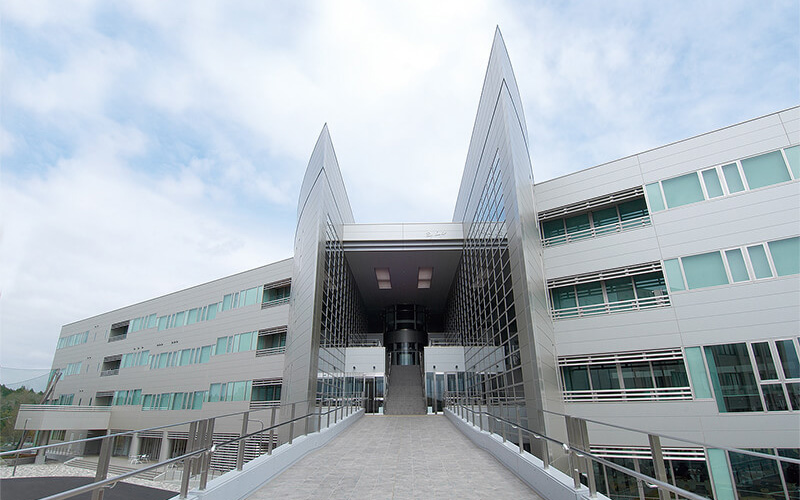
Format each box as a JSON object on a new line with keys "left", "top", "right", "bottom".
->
{"left": 0, "top": 385, "right": 44, "bottom": 450}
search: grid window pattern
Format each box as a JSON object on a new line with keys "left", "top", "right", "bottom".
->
{"left": 250, "top": 378, "right": 283, "bottom": 409}
{"left": 112, "top": 389, "right": 142, "bottom": 406}
{"left": 645, "top": 146, "right": 798, "bottom": 212}
{"left": 445, "top": 154, "right": 524, "bottom": 420}
{"left": 120, "top": 350, "right": 150, "bottom": 368}
{"left": 208, "top": 380, "right": 252, "bottom": 403}
{"left": 558, "top": 349, "right": 692, "bottom": 402}
{"left": 704, "top": 339, "right": 800, "bottom": 413}
{"left": 664, "top": 237, "right": 800, "bottom": 292}
{"left": 64, "top": 362, "right": 82, "bottom": 376}
{"left": 149, "top": 345, "right": 213, "bottom": 369}
{"left": 548, "top": 265, "right": 669, "bottom": 320}
{"left": 262, "top": 281, "right": 291, "bottom": 307}
{"left": 316, "top": 217, "right": 367, "bottom": 409}
{"left": 142, "top": 390, "right": 207, "bottom": 410}
{"left": 214, "top": 331, "right": 259, "bottom": 356}
{"left": 156, "top": 301, "right": 221, "bottom": 332}
{"left": 57, "top": 331, "right": 89, "bottom": 350}
{"left": 256, "top": 327, "right": 287, "bottom": 356}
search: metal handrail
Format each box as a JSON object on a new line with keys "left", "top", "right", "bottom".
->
{"left": 542, "top": 214, "right": 651, "bottom": 247}
{"left": 19, "top": 396, "right": 364, "bottom": 500}
{"left": 551, "top": 294, "right": 670, "bottom": 320}
{"left": 447, "top": 400, "right": 708, "bottom": 500}
{"left": 539, "top": 408, "right": 800, "bottom": 466}
{"left": 1, "top": 399, "right": 317, "bottom": 457}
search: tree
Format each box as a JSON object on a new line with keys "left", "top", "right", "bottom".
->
{"left": 0, "top": 384, "right": 44, "bottom": 451}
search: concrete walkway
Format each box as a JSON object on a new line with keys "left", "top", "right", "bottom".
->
{"left": 248, "top": 415, "right": 543, "bottom": 500}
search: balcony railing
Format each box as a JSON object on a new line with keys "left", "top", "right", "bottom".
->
{"left": 551, "top": 294, "right": 670, "bottom": 320}
{"left": 249, "top": 400, "right": 281, "bottom": 410}
{"left": 562, "top": 386, "right": 693, "bottom": 402}
{"left": 542, "top": 214, "right": 651, "bottom": 247}
{"left": 100, "top": 368, "right": 120, "bottom": 377}
{"left": 108, "top": 333, "right": 127, "bottom": 342}
{"left": 255, "top": 346, "right": 286, "bottom": 357}
{"left": 261, "top": 297, "right": 290, "bottom": 309}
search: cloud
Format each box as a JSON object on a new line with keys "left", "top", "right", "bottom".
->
{"left": 1, "top": 0, "right": 797, "bottom": 369}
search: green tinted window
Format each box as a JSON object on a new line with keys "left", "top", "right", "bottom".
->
{"left": 768, "top": 237, "right": 800, "bottom": 276}
{"left": 751, "top": 342, "right": 778, "bottom": 380}
{"left": 784, "top": 145, "right": 800, "bottom": 178}
{"left": 724, "top": 249, "right": 750, "bottom": 282}
{"left": 681, "top": 252, "right": 728, "bottom": 289}
{"left": 617, "top": 198, "right": 648, "bottom": 221}
{"left": 561, "top": 366, "right": 590, "bottom": 391}
{"left": 604, "top": 277, "right": 635, "bottom": 302}
{"left": 590, "top": 364, "right": 620, "bottom": 390}
{"left": 722, "top": 163, "right": 745, "bottom": 193}
{"left": 575, "top": 282, "right": 604, "bottom": 312}
{"left": 551, "top": 286, "right": 577, "bottom": 311}
{"left": 645, "top": 183, "right": 665, "bottom": 212}
{"left": 740, "top": 151, "right": 791, "bottom": 189}
{"left": 747, "top": 245, "right": 773, "bottom": 279}
{"left": 684, "top": 347, "right": 712, "bottom": 398}
{"left": 591, "top": 207, "right": 619, "bottom": 233}
{"left": 652, "top": 360, "right": 689, "bottom": 387}
{"left": 761, "top": 384, "right": 788, "bottom": 411}
{"left": 663, "top": 258, "right": 685, "bottom": 291}
{"left": 632, "top": 272, "right": 666, "bottom": 298}
{"left": 662, "top": 172, "right": 705, "bottom": 208}
{"left": 701, "top": 169, "right": 724, "bottom": 198}
{"left": 621, "top": 362, "right": 654, "bottom": 388}
{"left": 565, "top": 213, "right": 591, "bottom": 238}
{"left": 542, "top": 219, "right": 566, "bottom": 240}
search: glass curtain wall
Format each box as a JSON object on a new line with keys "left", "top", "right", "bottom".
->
{"left": 445, "top": 155, "right": 525, "bottom": 442}
{"left": 316, "top": 217, "right": 367, "bottom": 415}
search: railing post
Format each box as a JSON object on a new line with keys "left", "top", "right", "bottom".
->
{"left": 516, "top": 405, "right": 523, "bottom": 454}
{"left": 577, "top": 417, "right": 597, "bottom": 498}
{"left": 268, "top": 407, "right": 276, "bottom": 455}
{"left": 478, "top": 404, "right": 484, "bottom": 432}
{"left": 180, "top": 420, "right": 198, "bottom": 499}
{"left": 565, "top": 416, "right": 581, "bottom": 490}
{"left": 500, "top": 415, "right": 507, "bottom": 443}
{"left": 90, "top": 433, "right": 113, "bottom": 500}
{"left": 199, "top": 418, "right": 215, "bottom": 490}
{"left": 237, "top": 412, "right": 248, "bottom": 471}
{"left": 317, "top": 403, "right": 322, "bottom": 432}
{"left": 288, "top": 402, "right": 296, "bottom": 444}
{"left": 649, "top": 434, "right": 671, "bottom": 500}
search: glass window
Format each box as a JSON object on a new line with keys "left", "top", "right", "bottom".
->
{"left": 542, "top": 219, "right": 566, "bottom": 242}
{"left": 768, "top": 237, "right": 800, "bottom": 277}
{"left": 562, "top": 366, "right": 590, "bottom": 391}
{"left": 244, "top": 287, "right": 258, "bottom": 306}
{"left": 231, "top": 381, "right": 248, "bottom": 401}
{"left": 206, "top": 303, "right": 218, "bottom": 320}
{"left": 704, "top": 343, "right": 763, "bottom": 412}
{"left": 591, "top": 207, "right": 619, "bottom": 234}
{"left": 662, "top": 172, "right": 705, "bottom": 208}
{"left": 564, "top": 213, "right": 591, "bottom": 239}
{"left": 590, "top": 364, "right": 620, "bottom": 390}
{"left": 215, "top": 337, "right": 228, "bottom": 355}
{"left": 684, "top": 347, "right": 713, "bottom": 398}
{"left": 701, "top": 168, "right": 724, "bottom": 198}
{"left": 222, "top": 294, "right": 233, "bottom": 311}
{"left": 786, "top": 383, "right": 800, "bottom": 410}
{"left": 681, "top": 252, "right": 728, "bottom": 289}
{"left": 551, "top": 286, "right": 577, "bottom": 311}
{"left": 776, "top": 340, "right": 800, "bottom": 379}
{"left": 173, "top": 311, "right": 185, "bottom": 327}
{"left": 652, "top": 360, "right": 690, "bottom": 388}
{"left": 157, "top": 316, "right": 168, "bottom": 331}
{"left": 645, "top": 183, "right": 666, "bottom": 212}
{"left": 632, "top": 272, "right": 667, "bottom": 299}
{"left": 604, "top": 277, "right": 635, "bottom": 303}
{"left": 208, "top": 383, "right": 222, "bottom": 402}
{"left": 179, "top": 349, "right": 192, "bottom": 366}
{"left": 237, "top": 332, "right": 253, "bottom": 353}
{"left": 740, "top": 151, "right": 791, "bottom": 189}
{"left": 186, "top": 308, "right": 198, "bottom": 325}
{"left": 729, "top": 449, "right": 785, "bottom": 500}
{"left": 747, "top": 245, "right": 773, "bottom": 279}
{"left": 722, "top": 163, "right": 745, "bottom": 193}
{"left": 724, "top": 249, "right": 750, "bottom": 282}
{"left": 761, "top": 384, "right": 788, "bottom": 411}
{"left": 617, "top": 198, "right": 648, "bottom": 222}
{"left": 785, "top": 145, "right": 800, "bottom": 178}
{"left": 663, "top": 259, "right": 686, "bottom": 291}
{"left": 751, "top": 342, "right": 778, "bottom": 380}
{"left": 620, "top": 362, "right": 654, "bottom": 389}
{"left": 171, "top": 392, "right": 185, "bottom": 410}
{"left": 199, "top": 346, "right": 212, "bottom": 364}
{"left": 575, "top": 282, "right": 604, "bottom": 312}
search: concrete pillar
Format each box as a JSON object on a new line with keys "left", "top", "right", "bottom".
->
{"left": 35, "top": 430, "right": 51, "bottom": 464}
{"left": 128, "top": 433, "right": 141, "bottom": 460}
{"left": 159, "top": 433, "right": 171, "bottom": 461}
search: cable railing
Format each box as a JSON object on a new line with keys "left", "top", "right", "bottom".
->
{"left": 444, "top": 394, "right": 800, "bottom": 500}
{"left": 542, "top": 215, "right": 651, "bottom": 247}
{"left": 561, "top": 386, "right": 693, "bottom": 402}
{"left": 1, "top": 395, "right": 365, "bottom": 500}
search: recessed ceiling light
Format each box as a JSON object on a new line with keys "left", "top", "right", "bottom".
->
{"left": 378, "top": 280, "right": 392, "bottom": 290}
{"left": 418, "top": 267, "right": 433, "bottom": 280}
{"left": 418, "top": 280, "right": 431, "bottom": 289}
{"left": 375, "top": 268, "right": 390, "bottom": 281}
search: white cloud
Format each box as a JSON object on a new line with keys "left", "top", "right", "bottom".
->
{"left": 1, "top": 0, "right": 797, "bottom": 369}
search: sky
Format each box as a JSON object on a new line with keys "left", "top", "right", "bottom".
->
{"left": 1, "top": 0, "right": 798, "bottom": 372}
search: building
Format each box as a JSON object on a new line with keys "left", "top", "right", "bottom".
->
{"left": 26, "top": 29, "right": 799, "bottom": 499}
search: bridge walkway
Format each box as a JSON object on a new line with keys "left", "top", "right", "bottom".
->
{"left": 248, "top": 414, "right": 542, "bottom": 500}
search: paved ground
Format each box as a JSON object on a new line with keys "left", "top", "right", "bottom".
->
{"left": 0, "top": 462, "right": 181, "bottom": 492}
{"left": 248, "top": 415, "right": 543, "bottom": 500}
{"left": 0, "top": 476, "right": 174, "bottom": 500}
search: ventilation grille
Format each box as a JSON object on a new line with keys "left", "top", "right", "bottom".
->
{"left": 590, "top": 445, "right": 706, "bottom": 461}
{"left": 559, "top": 348, "right": 684, "bottom": 367}
{"left": 547, "top": 262, "right": 663, "bottom": 288}
{"left": 538, "top": 187, "right": 644, "bottom": 221}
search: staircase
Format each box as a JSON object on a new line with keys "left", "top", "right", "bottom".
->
{"left": 65, "top": 457, "right": 162, "bottom": 480}
{"left": 383, "top": 365, "right": 427, "bottom": 415}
